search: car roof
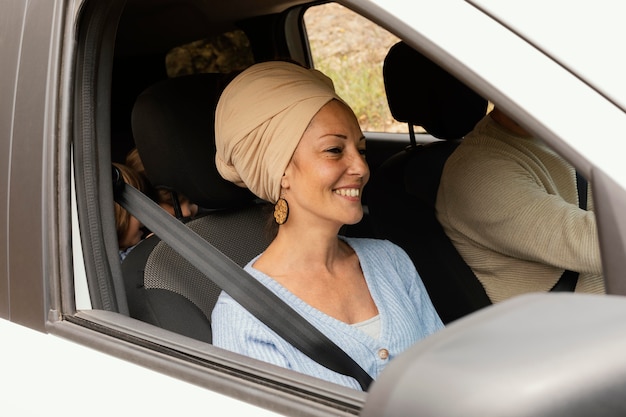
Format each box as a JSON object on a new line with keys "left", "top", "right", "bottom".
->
{"left": 117, "top": 0, "right": 626, "bottom": 113}
{"left": 116, "top": 0, "right": 309, "bottom": 54}
{"left": 472, "top": 0, "right": 626, "bottom": 112}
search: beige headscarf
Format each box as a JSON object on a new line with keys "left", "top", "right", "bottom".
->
{"left": 215, "top": 61, "right": 342, "bottom": 203}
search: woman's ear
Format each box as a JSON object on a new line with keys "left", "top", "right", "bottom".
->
{"left": 281, "top": 167, "right": 291, "bottom": 190}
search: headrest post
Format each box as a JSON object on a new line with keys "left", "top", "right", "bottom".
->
{"left": 169, "top": 190, "right": 184, "bottom": 220}
{"left": 408, "top": 124, "right": 417, "bottom": 148}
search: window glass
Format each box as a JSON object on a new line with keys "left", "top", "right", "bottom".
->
{"left": 166, "top": 30, "right": 254, "bottom": 77}
{"left": 304, "top": 3, "right": 405, "bottom": 133}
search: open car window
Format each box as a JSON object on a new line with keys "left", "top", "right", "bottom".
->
{"left": 73, "top": 1, "right": 371, "bottom": 413}
{"left": 304, "top": 3, "right": 405, "bottom": 134}
{"left": 62, "top": 0, "right": 626, "bottom": 415}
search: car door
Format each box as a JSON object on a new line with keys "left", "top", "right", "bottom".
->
{"left": 0, "top": 1, "right": 285, "bottom": 415}
{"left": 4, "top": 0, "right": 626, "bottom": 415}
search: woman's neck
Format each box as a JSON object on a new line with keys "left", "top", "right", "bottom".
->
{"left": 255, "top": 223, "right": 348, "bottom": 274}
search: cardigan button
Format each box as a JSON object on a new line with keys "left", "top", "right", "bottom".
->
{"left": 378, "top": 348, "right": 389, "bottom": 360}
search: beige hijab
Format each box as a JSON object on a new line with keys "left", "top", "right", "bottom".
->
{"left": 214, "top": 61, "right": 342, "bottom": 203}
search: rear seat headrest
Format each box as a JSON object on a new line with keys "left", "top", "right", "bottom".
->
{"left": 383, "top": 41, "right": 488, "bottom": 139}
{"left": 131, "top": 73, "right": 255, "bottom": 209}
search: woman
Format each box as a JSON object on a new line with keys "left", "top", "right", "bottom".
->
{"left": 211, "top": 61, "right": 443, "bottom": 390}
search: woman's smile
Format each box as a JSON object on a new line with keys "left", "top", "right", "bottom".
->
{"left": 333, "top": 186, "right": 362, "bottom": 199}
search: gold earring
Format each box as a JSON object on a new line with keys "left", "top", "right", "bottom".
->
{"left": 273, "top": 198, "right": 289, "bottom": 225}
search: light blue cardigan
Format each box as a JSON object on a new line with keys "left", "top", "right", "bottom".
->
{"left": 211, "top": 237, "right": 443, "bottom": 390}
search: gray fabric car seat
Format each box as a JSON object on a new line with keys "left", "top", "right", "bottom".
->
{"left": 368, "top": 42, "right": 490, "bottom": 324}
{"left": 122, "top": 73, "right": 272, "bottom": 342}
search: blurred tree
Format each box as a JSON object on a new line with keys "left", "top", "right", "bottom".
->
{"left": 166, "top": 30, "right": 254, "bottom": 77}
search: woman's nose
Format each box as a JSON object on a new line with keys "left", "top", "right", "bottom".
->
{"left": 349, "top": 149, "right": 369, "bottom": 178}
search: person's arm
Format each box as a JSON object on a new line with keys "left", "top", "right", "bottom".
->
{"left": 439, "top": 156, "right": 601, "bottom": 274}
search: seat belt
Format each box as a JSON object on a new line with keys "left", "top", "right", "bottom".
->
{"left": 576, "top": 171, "right": 588, "bottom": 211}
{"left": 113, "top": 168, "right": 373, "bottom": 390}
{"left": 550, "top": 171, "right": 588, "bottom": 292}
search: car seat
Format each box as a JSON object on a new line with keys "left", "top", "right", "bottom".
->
{"left": 122, "top": 73, "right": 273, "bottom": 342}
{"left": 367, "top": 41, "right": 491, "bottom": 324}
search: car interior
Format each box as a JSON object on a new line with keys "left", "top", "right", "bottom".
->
{"left": 368, "top": 41, "right": 492, "bottom": 323}
{"left": 77, "top": 0, "right": 497, "bottom": 335}
{"left": 72, "top": 0, "right": 603, "bottom": 395}
{"left": 105, "top": 2, "right": 495, "bottom": 334}
{"left": 118, "top": 36, "right": 497, "bottom": 336}
{"left": 120, "top": 72, "right": 271, "bottom": 342}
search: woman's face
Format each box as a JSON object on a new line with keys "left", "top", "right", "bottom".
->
{"left": 282, "top": 99, "right": 369, "bottom": 228}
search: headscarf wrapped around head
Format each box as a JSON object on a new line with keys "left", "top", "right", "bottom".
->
{"left": 215, "top": 61, "right": 343, "bottom": 203}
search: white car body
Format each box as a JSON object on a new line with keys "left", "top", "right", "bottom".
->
{"left": 2, "top": 0, "right": 625, "bottom": 415}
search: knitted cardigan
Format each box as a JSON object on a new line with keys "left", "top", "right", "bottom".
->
{"left": 211, "top": 237, "right": 443, "bottom": 390}
{"left": 436, "top": 115, "right": 605, "bottom": 303}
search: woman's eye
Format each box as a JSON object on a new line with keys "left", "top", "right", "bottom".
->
{"left": 326, "top": 147, "right": 342, "bottom": 154}
{"left": 359, "top": 148, "right": 367, "bottom": 156}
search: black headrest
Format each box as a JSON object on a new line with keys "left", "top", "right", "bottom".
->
{"left": 131, "top": 73, "right": 255, "bottom": 209}
{"left": 383, "top": 42, "right": 488, "bottom": 139}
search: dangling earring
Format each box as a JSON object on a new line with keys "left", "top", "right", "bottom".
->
{"left": 273, "top": 198, "right": 289, "bottom": 225}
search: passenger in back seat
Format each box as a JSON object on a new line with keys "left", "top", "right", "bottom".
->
{"left": 126, "top": 147, "right": 198, "bottom": 220}
{"left": 211, "top": 61, "right": 443, "bottom": 390}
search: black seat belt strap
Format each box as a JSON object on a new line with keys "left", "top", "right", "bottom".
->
{"left": 113, "top": 170, "right": 373, "bottom": 390}
{"left": 550, "top": 171, "right": 588, "bottom": 292}
{"left": 576, "top": 171, "right": 588, "bottom": 211}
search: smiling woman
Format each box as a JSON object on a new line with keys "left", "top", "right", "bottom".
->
{"left": 3, "top": 0, "right": 626, "bottom": 414}
{"left": 211, "top": 60, "right": 443, "bottom": 389}
{"left": 282, "top": 100, "right": 368, "bottom": 227}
